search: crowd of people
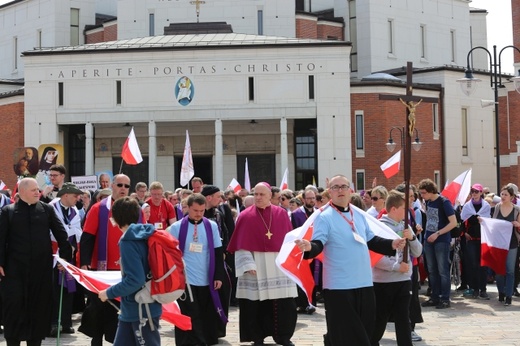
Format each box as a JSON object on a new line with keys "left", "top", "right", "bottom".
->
{"left": 1, "top": 166, "right": 520, "bottom": 346}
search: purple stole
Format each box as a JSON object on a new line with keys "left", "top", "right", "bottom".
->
{"left": 98, "top": 198, "right": 143, "bottom": 270}
{"left": 179, "top": 217, "right": 228, "bottom": 323}
{"left": 53, "top": 203, "right": 77, "bottom": 292}
{"left": 175, "top": 204, "right": 183, "bottom": 220}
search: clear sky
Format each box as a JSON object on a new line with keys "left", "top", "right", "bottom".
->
{"left": 0, "top": 0, "right": 515, "bottom": 72}
{"left": 470, "top": 0, "right": 514, "bottom": 74}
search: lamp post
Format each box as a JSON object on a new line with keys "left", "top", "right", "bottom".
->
{"left": 457, "top": 45, "right": 520, "bottom": 191}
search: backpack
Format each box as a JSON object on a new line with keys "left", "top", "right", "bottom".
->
{"left": 134, "top": 229, "right": 186, "bottom": 331}
{"left": 437, "top": 196, "right": 462, "bottom": 238}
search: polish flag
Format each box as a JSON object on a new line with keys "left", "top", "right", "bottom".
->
{"left": 280, "top": 168, "right": 289, "bottom": 190}
{"left": 276, "top": 204, "right": 400, "bottom": 303}
{"left": 121, "top": 127, "right": 143, "bottom": 165}
{"left": 55, "top": 256, "right": 192, "bottom": 330}
{"left": 441, "top": 169, "right": 472, "bottom": 206}
{"left": 227, "top": 178, "right": 242, "bottom": 193}
{"left": 244, "top": 158, "right": 251, "bottom": 191}
{"left": 480, "top": 217, "right": 513, "bottom": 276}
{"left": 180, "top": 130, "right": 195, "bottom": 187}
{"left": 380, "top": 150, "right": 401, "bottom": 179}
{"left": 0, "top": 180, "right": 6, "bottom": 190}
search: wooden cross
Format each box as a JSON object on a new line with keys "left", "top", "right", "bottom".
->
{"left": 190, "top": 0, "right": 206, "bottom": 23}
{"left": 265, "top": 229, "right": 273, "bottom": 240}
{"left": 379, "top": 62, "right": 439, "bottom": 262}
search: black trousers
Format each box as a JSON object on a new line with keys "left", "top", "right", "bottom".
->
{"left": 371, "top": 281, "right": 413, "bottom": 346}
{"left": 238, "top": 297, "right": 297, "bottom": 344}
{"left": 323, "top": 287, "right": 375, "bottom": 346}
{"left": 465, "top": 240, "right": 487, "bottom": 291}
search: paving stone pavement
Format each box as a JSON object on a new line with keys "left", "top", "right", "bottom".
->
{"left": 3, "top": 283, "right": 520, "bottom": 345}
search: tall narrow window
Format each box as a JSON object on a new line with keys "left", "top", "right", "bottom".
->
{"left": 116, "top": 81, "right": 122, "bottom": 105}
{"left": 420, "top": 24, "right": 426, "bottom": 59}
{"left": 257, "top": 10, "right": 263, "bottom": 35}
{"left": 356, "top": 170, "right": 365, "bottom": 191}
{"left": 349, "top": 0, "right": 357, "bottom": 72}
{"left": 434, "top": 170, "right": 440, "bottom": 188}
{"left": 149, "top": 13, "right": 155, "bottom": 36}
{"left": 432, "top": 103, "right": 439, "bottom": 136}
{"left": 450, "top": 30, "right": 456, "bottom": 62}
{"left": 37, "top": 30, "right": 42, "bottom": 49}
{"left": 58, "top": 82, "right": 64, "bottom": 106}
{"left": 70, "top": 8, "right": 80, "bottom": 46}
{"left": 461, "top": 108, "right": 468, "bottom": 156}
{"left": 248, "top": 77, "right": 254, "bottom": 101}
{"left": 308, "top": 75, "right": 315, "bottom": 100}
{"left": 355, "top": 111, "right": 364, "bottom": 150}
{"left": 388, "top": 19, "right": 394, "bottom": 54}
{"left": 13, "top": 37, "right": 18, "bottom": 70}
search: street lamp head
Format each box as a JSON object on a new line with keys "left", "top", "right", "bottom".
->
{"left": 457, "top": 69, "right": 481, "bottom": 96}
{"left": 386, "top": 138, "right": 397, "bottom": 152}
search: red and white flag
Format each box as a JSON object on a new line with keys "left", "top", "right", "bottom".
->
{"left": 180, "top": 130, "right": 195, "bottom": 187}
{"left": 244, "top": 158, "right": 251, "bottom": 191}
{"left": 55, "top": 256, "right": 192, "bottom": 330}
{"left": 380, "top": 150, "right": 401, "bottom": 178}
{"left": 480, "top": 217, "right": 513, "bottom": 276}
{"left": 121, "top": 127, "right": 143, "bottom": 165}
{"left": 441, "top": 169, "right": 472, "bottom": 206}
{"left": 0, "top": 180, "right": 6, "bottom": 190}
{"left": 275, "top": 204, "right": 399, "bottom": 303}
{"left": 280, "top": 168, "right": 288, "bottom": 190}
{"left": 227, "top": 178, "right": 242, "bottom": 193}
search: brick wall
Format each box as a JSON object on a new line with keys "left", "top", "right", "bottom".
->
{"left": 351, "top": 92, "right": 443, "bottom": 190}
{"left": 0, "top": 101, "right": 24, "bottom": 190}
{"left": 513, "top": 0, "right": 520, "bottom": 63}
{"left": 85, "top": 23, "right": 118, "bottom": 44}
{"left": 317, "top": 24, "right": 343, "bottom": 41}
{"left": 296, "top": 17, "right": 317, "bottom": 39}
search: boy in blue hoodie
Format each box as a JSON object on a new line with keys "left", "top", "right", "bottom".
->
{"left": 98, "top": 197, "right": 161, "bottom": 346}
{"left": 370, "top": 190, "right": 422, "bottom": 346}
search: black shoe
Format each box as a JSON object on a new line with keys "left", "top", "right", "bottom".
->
{"left": 62, "top": 326, "right": 75, "bottom": 334}
{"left": 456, "top": 285, "right": 468, "bottom": 291}
{"left": 514, "top": 289, "right": 520, "bottom": 297}
{"left": 505, "top": 297, "right": 512, "bottom": 306}
{"left": 425, "top": 287, "right": 432, "bottom": 296}
{"left": 305, "top": 305, "right": 316, "bottom": 315}
{"left": 436, "top": 301, "right": 451, "bottom": 309}
{"left": 253, "top": 340, "right": 264, "bottom": 345}
{"left": 421, "top": 299, "right": 439, "bottom": 307}
{"left": 283, "top": 342, "right": 295, "bottom": 346}
{"left": 499, "top": 293, "right": 505, "bottom": 302}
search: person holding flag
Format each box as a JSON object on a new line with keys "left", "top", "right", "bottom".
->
{"left": 295, "top": 174, "right": 406, "bottom": 346}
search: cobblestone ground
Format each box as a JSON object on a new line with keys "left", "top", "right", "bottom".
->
{"left": 2, "top": 284, "right": 519, "bottom": 345}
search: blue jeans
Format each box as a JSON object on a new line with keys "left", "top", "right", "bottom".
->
{"left": 113, "top": 317, "right": 160, "bottom": 346}
{"left": 496, "top": 247, "right": 518, "bottom": 298}
{"left": 424, "top": 240, "right": 451, "bottom": 301}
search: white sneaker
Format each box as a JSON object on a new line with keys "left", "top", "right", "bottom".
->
{"left": 411, "top": 330, "right": 422, "bottom": 342}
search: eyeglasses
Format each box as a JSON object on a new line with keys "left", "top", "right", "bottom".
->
{"left": 116, "top": 183, "right": 131, "bottom": 188}
{"left": 371, "top": 196, "right": 380, "bottom": 201}
{"left": 471, "top": 189, "right": 481, "bottom": 194}
{"left": 49, "top": 174, "right": 61, "bottom": 177}
{"left": 330, "top": 185, "right": 350, "bottom": 191}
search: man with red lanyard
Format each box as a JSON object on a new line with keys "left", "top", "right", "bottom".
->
{"left": 146, "top": 181, "right": 177, "bottom": 230}
{"left": 296, "top": 174, "right": 406, "bottom": 346}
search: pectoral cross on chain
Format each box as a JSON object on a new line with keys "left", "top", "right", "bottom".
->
{"left": 265, "top": 229, "right": 273, "bottom": 239}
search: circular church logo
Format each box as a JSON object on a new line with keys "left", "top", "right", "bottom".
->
{"left": 175, "top": 76, "right": 195, "bottom": 106}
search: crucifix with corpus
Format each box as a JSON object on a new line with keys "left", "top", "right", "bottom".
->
{"left": 379, "top": 61, "right": 439, "bottom": 262}
{"left": 190, "top": 0, "right": 206, "bottom": 23}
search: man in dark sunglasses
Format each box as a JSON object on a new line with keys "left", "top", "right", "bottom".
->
{"left": 79, "top": 174, "right": 135, "bottom": 346}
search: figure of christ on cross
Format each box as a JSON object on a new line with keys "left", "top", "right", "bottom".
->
{"left": 379, "top": 62, "right": 438, "bottom": 260}
{"left": 190, "top": 0, "right": 206, "bottom": 23}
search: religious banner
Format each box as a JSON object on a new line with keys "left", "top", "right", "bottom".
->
{"left": 36, "top": 144, "right": 64, "bottom": 189}
{"left": 12, "top": 147, "right": 39, "bottom": 177}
